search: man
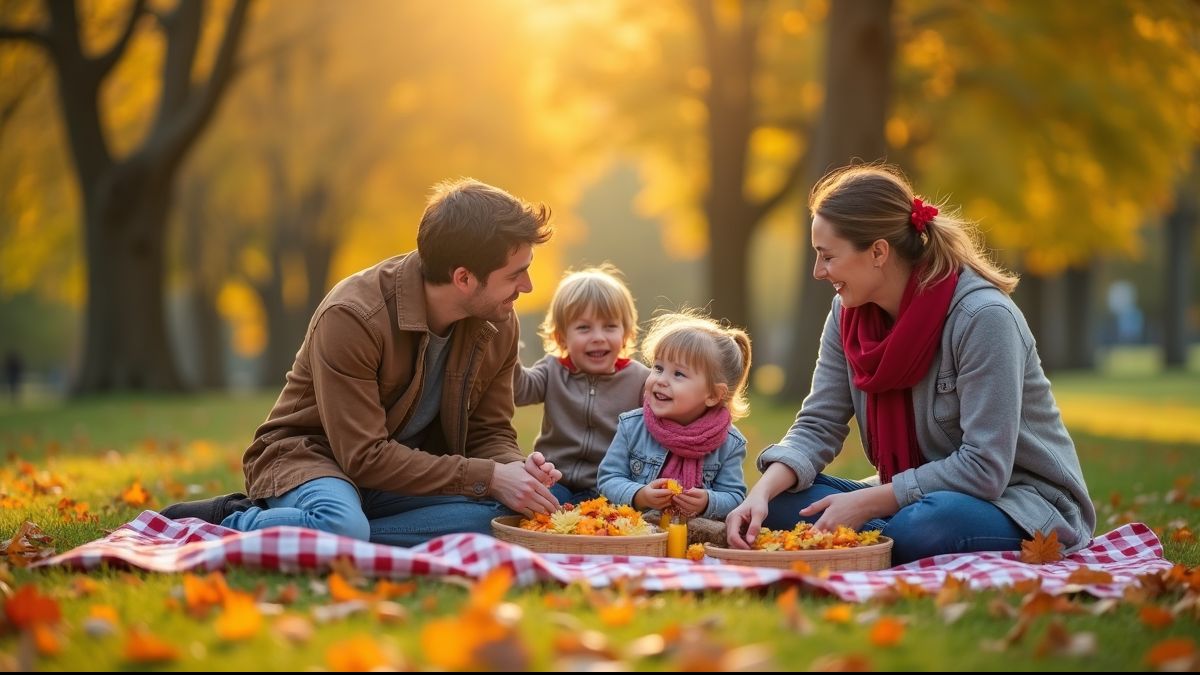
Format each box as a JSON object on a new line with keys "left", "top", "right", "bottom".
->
{"left": 163, "top": 178, "right": 562, "bottom": 545}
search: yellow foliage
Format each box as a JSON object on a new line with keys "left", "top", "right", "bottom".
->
{"left": 216, "top": 281, "right": 266, "bottom": 357}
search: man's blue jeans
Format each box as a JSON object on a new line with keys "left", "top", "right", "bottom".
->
{"left": 548, "top": 483, "right": 599, "bottom": 506}
{"left": 221, "top": 477, "right": 515, "bottom": 547}
{"left": 764, "top": 474, "right": 1026, "bottom": 565}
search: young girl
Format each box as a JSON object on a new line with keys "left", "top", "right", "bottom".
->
{"left": 597, "top": 311, "right": 751, "bottom": 530}
{"left": 514, "top": 264, "right": 650, "bottom": 505}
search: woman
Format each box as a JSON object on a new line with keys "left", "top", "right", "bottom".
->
{"left": 726, "top": 164, "right": 1095, "bottom": 565}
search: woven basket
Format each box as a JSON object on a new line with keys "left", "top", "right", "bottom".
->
{"left": 704, "top": 537, "right": 893, "bottom": 572}
{"left": 491, "top": 516, "right": 667, "bottom": 556}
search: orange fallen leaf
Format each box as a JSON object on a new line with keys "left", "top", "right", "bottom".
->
{"left": 215, "top": 592, "right": 262, "bottom": 641}
{"left": 2, "top": 521, "right": 55, "bottom": 567}
{"left": 1065, "top": 567, "right": 1114, "bottom": 585}
{"left": 121, "top": 481, "right": 151, "bottom": 507}
{"left": 868, "top": 616, "right": 905, "bottom": 648}
{"left": 327, "top": 635, "right": 394, "bottom": 671}
{"left": 1020, "top": 530, "right": 1062, "bottom": 565}
{"left": 822, "top": 603, "right": 853, "bottom": 624}
{"left": 1145, "top": 637, "right": 1197, "bottom": 670}
{"left": 1138, "top": 605, "right": 1174, "bottom": 629}
{"left": 5, "top": 584, "right": 61, "bottom": 628}
{"left": 123, "top": 628, "right": 180, "bottom": 663}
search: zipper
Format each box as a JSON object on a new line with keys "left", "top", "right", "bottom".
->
{"left": 457, "top": 341, "right": 480, "bottom": 453}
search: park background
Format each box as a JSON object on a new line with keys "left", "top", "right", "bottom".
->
{"left": 0, "top": 0, "right": 1198, "bottom": 671}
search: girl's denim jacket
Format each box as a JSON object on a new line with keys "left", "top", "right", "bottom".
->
{"left": 597, "top": 409, "right": 747, "bottom": 519}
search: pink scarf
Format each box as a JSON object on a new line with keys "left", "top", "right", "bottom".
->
{"left": 841, "top": 268, "right": 958, "bottom": 484}
{"left": 641, "top": 400, "right": 731, "bottom": 490}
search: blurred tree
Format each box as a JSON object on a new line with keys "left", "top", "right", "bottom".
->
{"left": 1163, "top": 153, "right": 1198, "bottom": 369}
{"left": 782, "top": 0, "right": 893, "bottom": 398}
{"left": 0, "top": 0, "right": 251, "bottom": 393}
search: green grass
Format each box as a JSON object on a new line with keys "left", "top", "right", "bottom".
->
{"left": 1, "top": 369, "right": 1197, "bottom": 671}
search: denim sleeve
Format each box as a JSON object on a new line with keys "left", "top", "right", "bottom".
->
{"left": 702, "top": 434, "right": 748, "bottom": 519}
{"left": 757, "top": 302, "right": 854, "bottom": 491}
{"left": 597, "top": 418, "right": 644, "bottom": 508}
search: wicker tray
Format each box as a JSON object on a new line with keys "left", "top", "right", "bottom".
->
{"left": 704, "top": 537, "right": 893, "bottom": 572}
{"left": 491, "top": 515, "right": 667, "bottom": 556}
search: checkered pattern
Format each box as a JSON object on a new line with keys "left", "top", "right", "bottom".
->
{"left": 35, "top": 514, "right": 1172, "bottom": 601}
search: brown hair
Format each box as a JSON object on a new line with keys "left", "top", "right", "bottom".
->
{"left": 538, "top": 264, "right": 639, "bottom": 357}
{"left": 641, "top": 311, "right": 752, "bottom": 421}
{"left": 810, "top": 164, "right": 1018, "bottom": 293}
{"left": 417, "top": 178, "right": 553, "bottom": 284}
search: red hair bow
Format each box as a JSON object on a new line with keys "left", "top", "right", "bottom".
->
{"left": 910, "top": 198, "right": 938, "bottom": 233}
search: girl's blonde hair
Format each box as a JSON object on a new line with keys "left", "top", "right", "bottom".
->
{"left": 641, "top": 310, "right": 752, "bottom": 421}
{"left": 538, "top": 263, "right": 639, "bottom": 357}
{"left": 810, "top": 163, "right": 1018, "bottom": 293}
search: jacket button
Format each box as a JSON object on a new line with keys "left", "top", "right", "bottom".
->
{"left": 473, "top": 482, "right": 487, "bottom": 496}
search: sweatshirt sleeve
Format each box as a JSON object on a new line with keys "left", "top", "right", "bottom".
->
{"left": 756, "top": 301, "right": 855, "bottom": 491}
{"left": 512, "top": 353, "right": 552, "bottom": 406}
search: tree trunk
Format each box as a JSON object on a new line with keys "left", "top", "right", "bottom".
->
{"left": 181, "top": 184, "right": 225, "bottom": 389}
{"left": 1164, "top": 180, "right": 1196, "bottom": 369}
{"left": 75, "top": 177, "right": 185, "bottom": 391}
{"left": 1062, "top": 264, "right": 1096, "bottom": 370}
{"left": 781, "top": 0, "right": 894, "bottom": 400}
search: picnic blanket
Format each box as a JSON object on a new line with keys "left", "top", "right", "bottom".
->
{"left": 34, "top": 513, "right": 1173, "bottom": 602}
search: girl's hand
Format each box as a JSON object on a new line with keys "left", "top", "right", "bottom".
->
{"left": 802, "top": 484, "right": 898, "bottom": 531}
{"left": 672, "top": 488, "right": 709, "bottom": 517}
{"left": 524, "top": 451, "right": 561, "bottom": 487}
{"left": 634, "top": 478, "right": 674, "bottom": 510}
{"left": 725, "top": 493, "right": 769, "bottom": 549}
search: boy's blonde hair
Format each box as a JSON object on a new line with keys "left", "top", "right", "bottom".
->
{"left": 641, "top": 310, "right": 752, "bottom": 421}
{"left": 538, "top": 264, "right": 639, "bottom": 357}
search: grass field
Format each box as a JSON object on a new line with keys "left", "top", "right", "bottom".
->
{"left": 1, "top": 364, "right": 1197, "bottom": 671}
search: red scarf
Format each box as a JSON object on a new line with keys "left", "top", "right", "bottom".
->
{"left": 841, "top": 268, "right": 958, "bottom": 484}
{"left": 641, "top": 400, "right": 731, "bottom": 490}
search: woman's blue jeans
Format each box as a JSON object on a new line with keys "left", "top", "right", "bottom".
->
{"left": 764, "top": 474, "right": 1026, "bottom": 565}
{"left": 221, "top": 476, "right": 515, "bottom": 547}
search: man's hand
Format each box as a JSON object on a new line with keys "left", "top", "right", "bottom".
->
{"left": 725, "top": 493, "right": 769, "bottom": 549}
{"left": 801, "top": 484, "right": 898, "bottom": 531}
{"left": 633, "top": 478, "right": 674, "bottom": 510}
{"left": 671, "top": 487, "right": 709, "bottom": 517}
{"left": 491, "top": 461, "right": 560, "bottom": 516}
{"left": 524, "top": 451, "right": 561, "bottom": 487}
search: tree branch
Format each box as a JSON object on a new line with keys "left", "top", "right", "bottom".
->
{"left": 0, "top": 27, "right": 49, "bottom": 46}
{"left": 92, "top": 0, "right": 148, "bottom": 79}
{"left": 750, "top": 146, "right": 808, "bottom": 225}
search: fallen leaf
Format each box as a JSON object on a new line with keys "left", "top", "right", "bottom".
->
{"left": 123, "top": 628, "right": 179, "bottom": 664}
{"left": 868, "top": 617, "right": 905, "bottom": 648}
{"left": 1145, "top": 637, "right": 1198, "bottom": 670}
{"left": 1065, "top": 567, "right": 1114, "bottom": 586}
{"left": 822, "top": 604, "right": 853, "bottom": 624}
{"left": 1138, "top": 605, "right": 1175, "bottom": 630}
{"left": 1020, "top": 530, "right": 1063, "bottom": 564}
{"left": 4, "top": 584, "right": 60, "bottom": 628}
{"left": 326, "top": 635, "right": 394, "bottom": 671}
{"left": 273, "top": 614, "right": 314, "bottom": 644}
{"left": 215, "top": 591, "right": 262, "bottom": 641}
{"left": 2, "top": 522, "right": 55, "bottom": 567}
{"left": 120, "top": 481, "right": 151, "bottom": 507}
{"left": 807, "top": 653, "right": 873, "bottom": 671}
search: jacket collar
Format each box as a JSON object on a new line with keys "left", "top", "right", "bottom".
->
{"left": 394, "top": 252, "right": 498, "bottom": 342}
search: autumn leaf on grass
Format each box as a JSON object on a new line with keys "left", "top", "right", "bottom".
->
{"left": 1064, "top": 567, "right": 1114, "bottom": 586}
{"left": 328, "top": 573, "right": 368, "bottom": 602}
{"left": 120, "top": 481, "right": 151, "bottom": 507}
{"left": 1138, "top": 605, "right": 1174, "bottom": 629}
{"left": 123, "top": 628, "right": 180, "bottom": 664}
{"left": 1033, "top": 620, "right": 1096, "bottom": 658}
{"left": 5, "top": 585, "right": 61, "bottom": 630}
{"left": 1145, "top": 637, "right": 1198, "bottom": 671}
{"left": 327, "top": 635, "right": 399, "bottom": 672}
{"left": 776, "top": 586, "right": 813, "bottom": 634}
{"left": 1020, "top": 530, "right": 1062, "bottom": 564}
{"left": 822, "top": 603, "right": 853, "bottom": 624}
{"left": 182, "top": 572, "right": 228, "bottom": 617}
{"left": 215, "top": 591, "right": 262, "bottom": 641}
{"left": 868, "top": 616, "right": 905, "bottom": 648}
{"left": 935, "top": 575, "right": 969, "bottom": 607}
{"left": 2, "top": 521, "right": 55, "bottom": 567}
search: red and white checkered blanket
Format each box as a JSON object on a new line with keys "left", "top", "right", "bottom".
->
{"left": 35, "top": 513, "right": 1172, "bottom": 602}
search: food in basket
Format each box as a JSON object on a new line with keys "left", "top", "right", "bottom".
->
{"left": 517, "top": 496, "right": 654, "bottom": 536}
{"left": 753, "top": 522, "right": 882, "bottom": 551}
